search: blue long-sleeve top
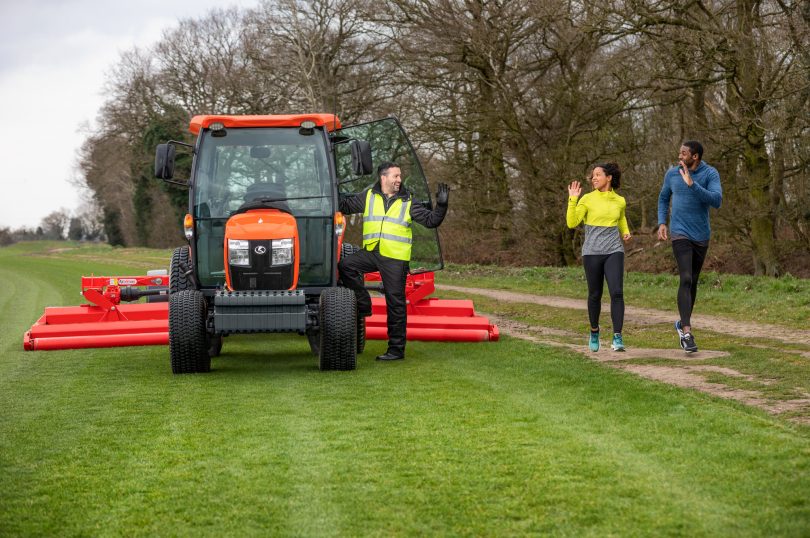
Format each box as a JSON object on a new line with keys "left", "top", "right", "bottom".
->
{"left": 657, "top": 161, "right": 722, "bottom": 241}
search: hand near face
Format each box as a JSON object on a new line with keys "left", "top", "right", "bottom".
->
{"left": 678, "top": 161, "right": 693, "bottom": 186}
{"left": 568, "top": 181, "right": 582, "bottom": 197}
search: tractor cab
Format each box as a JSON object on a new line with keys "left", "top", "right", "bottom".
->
{"left": 154, "top": 114, "right": 443, "bottom": 373}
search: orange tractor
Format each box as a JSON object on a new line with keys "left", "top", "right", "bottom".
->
{"left": 24, "top": 114, "right": 497, "bottom": 371}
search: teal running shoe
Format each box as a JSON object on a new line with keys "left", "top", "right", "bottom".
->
{"left": 611, "top": 333, "right": 625, "bottom": 352}
{"left": 589, "top": 330, "right": 600, "bottom": 352}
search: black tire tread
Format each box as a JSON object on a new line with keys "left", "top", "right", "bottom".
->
{"left": 357, "top": 316, "right": 366, "bottom": 354}
{"left": 169, "top": 290, "right": 211, "bottom": 374}
{"left": 170, "top": 246, "right": 192, "bottom": 294}
{"left": 318, "top": 288, "right": 357, "bottom": 371}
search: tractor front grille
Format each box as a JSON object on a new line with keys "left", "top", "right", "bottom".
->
{"left": 230, "top": 239, "right": 295, "bottom": 291}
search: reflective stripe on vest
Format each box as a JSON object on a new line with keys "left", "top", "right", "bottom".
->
{"left": 362, "top": 189, "right": 413, "bottom": 261}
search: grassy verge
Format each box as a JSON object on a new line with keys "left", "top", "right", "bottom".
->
{"left": 1, "top": 242, "right": 808, "bottom": 536}
{"left": 439, "top": 263, "right": 810, "bottom": 328}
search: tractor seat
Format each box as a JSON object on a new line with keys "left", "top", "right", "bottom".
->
{"left": 234, "top": 181, "right": 292, "bottom": 215}
{"left": 244, "top": 181, "right": 286, "bottom": 202}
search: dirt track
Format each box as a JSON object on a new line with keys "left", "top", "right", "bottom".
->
{"left": 438, "top": 284, "right": 810, "bottom": 423}
{"left": 438, "top": 284, "right": 810, "bottom": 346}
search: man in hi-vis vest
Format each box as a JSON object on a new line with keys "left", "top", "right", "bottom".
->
{"left": 339, "top": 162, "right": 449, "bottom": 361}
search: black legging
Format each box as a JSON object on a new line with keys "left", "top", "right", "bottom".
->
{"left": 582, "top": 252, "right": 624, "bottom": 333}
{"left": 672, "top": 239, "right": 709, "bottom": 328}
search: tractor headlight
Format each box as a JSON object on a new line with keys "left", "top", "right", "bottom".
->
{"left": 228, "top": 239, "right": 250, "bottom": 266}
{"left": 272, "top": 238, "right": 293, "bottom": 266}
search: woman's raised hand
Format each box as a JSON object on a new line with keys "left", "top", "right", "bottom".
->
{"left": 568, "top": 181, "right": 582, "bottom": 197}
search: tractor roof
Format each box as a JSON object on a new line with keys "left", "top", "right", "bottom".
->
{"left": 189, "top": 114, "right": 342, "bottom": 135}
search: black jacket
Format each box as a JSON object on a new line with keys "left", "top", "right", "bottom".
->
{"left": 338, "top": 181, "right": 447, "bottom": 229}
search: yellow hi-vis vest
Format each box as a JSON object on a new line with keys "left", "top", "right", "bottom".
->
{"left": 362, "top": 189, "right": 413, "bottom": 261}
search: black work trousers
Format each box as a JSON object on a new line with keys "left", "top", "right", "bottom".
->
{"left": 582, "top": 252, "right": 625, "bottom": 333}
{"left": 672, "top": 238, "right": 709, "bottom": 327}
{"left": 338, "top": 248, "right": 409, "bottom": 357}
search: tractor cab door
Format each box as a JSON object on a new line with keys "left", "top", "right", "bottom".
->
{"left": 334, "top": 117, "right": 443, "bottom": 273}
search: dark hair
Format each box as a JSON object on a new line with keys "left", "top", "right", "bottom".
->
{"left": 682, "top": 140, "right": 703, "bottom": 160}
{"left": 596, "top": 162, "right": 622, "bottom": 189}
{"left": 377, "top": 161, "right": 400, "bottom": 178}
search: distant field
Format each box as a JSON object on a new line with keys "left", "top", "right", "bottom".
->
{"left": 1, "top": 242, "right": 808, "bottom": 536}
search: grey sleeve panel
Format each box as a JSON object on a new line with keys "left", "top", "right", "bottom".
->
{"left": 582, "top": 225, "right": 624, "bottom": 256}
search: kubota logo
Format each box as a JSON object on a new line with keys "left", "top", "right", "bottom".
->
{"left": 254, "top": 246, "right": 267, "bottom": 255}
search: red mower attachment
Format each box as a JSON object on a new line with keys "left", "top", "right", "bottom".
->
{"left": 23, "top": 275, "right": 170, "bottom": 351}
{"left": 364, "top": 272, "right": 499, "bottom": 342}
{"left": 23, "top": 272, "right": 497, "bottom": 351}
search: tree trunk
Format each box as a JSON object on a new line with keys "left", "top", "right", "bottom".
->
{"left": 736, "top": 0, "right": 780, "bottom": 276}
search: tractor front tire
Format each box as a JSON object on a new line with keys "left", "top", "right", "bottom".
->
{"left": 170, "top": 246, "right": 193, "bottom": 293}
{"left": 318, "top": 287, "right": 357, "bottom": 371}
{"left": 169, "top": 290, "right": 211, "bottom": 374}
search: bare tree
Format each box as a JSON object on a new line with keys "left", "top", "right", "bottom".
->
{"left": 39, "top": 209, "right": 71, "bottom": 240}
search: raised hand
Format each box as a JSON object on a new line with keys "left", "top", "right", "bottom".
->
{"left": 678, "top": 161, "right": 693, "bottom": 186}
{"left": 436, "top": 182, "right": 450, "bottom": 206}
{"left": 568, "top": 181, "right": 582, "bottom": 197}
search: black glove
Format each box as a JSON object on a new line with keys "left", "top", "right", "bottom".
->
{"left": 436, "top": 183, "right": 450, "bottom": 206}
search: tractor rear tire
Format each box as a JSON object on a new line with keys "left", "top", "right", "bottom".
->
{"left": 341, "top": 242, "right": 360, "bottom": 259}
{"left": 357, "top": 315, "right": 366, "bottom": 354}
{"left": 208, "top": 334, "right": 223, "bottom": 358}
{"left": 318, "top": 287, "right": 357, "bottom": 371}
{"left": 169, "top": 290, "right": 211, "bottom": 374}
{"left": 170, "top": 246, "right": 193, "bottom": 294}
{"left": 306, "top": 330, "right": 320, "bottom": 356}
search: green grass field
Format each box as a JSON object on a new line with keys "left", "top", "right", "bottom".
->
{"left": 1, "top": 242, "right": 809, "bottom": 536}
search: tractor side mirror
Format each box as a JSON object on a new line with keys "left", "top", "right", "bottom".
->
{"left": 350, "top": 139, "right": 373, "bottom": 176}
{"left": 155, "top": 143, "right": 176, "bottom": 180}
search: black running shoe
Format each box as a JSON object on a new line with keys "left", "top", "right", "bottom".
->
{"left": 681, "top": 332, "right": 698, "bottom": 353}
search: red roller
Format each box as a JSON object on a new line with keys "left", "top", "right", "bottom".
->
{"left": 25, "top": 332, "right": 168, "bottom": 351}
{"left": 23, "top": 272, "right": 498, "bottom": 350}
{"left": 364, "top": 272, "right": 499, "bottom": 342}
{"left": 23, "top": 275, "right": 170, "bottom": 351}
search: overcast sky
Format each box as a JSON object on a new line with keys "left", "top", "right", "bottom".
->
{"left": 0, "top": 0, "right": 258, "bottom": 229}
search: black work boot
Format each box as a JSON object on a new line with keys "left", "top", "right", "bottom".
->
{"left": 375, "top": 351, "right": 404, "bottom": 361}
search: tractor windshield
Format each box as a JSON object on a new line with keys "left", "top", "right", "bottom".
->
{"left": 193, "top": 128, "right": 331, "bottom": 218}
{"left": 192, "top": 128, "right": 335, "bottom": 288}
